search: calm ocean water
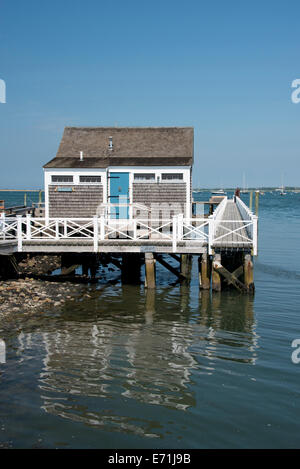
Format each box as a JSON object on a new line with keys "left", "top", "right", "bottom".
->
{"left": 0, "top": 191, "right": 300, "bottom": 448}
{"left": 0, "top": 191, "right": 44, "bottom": 209}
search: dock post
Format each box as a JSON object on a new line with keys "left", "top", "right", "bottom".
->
{"left": 212, "top": 253, "right": 222, "bottom": 291}
{"left": 199, "top": 252, "right": 210, "bottom": 290}
{"left": 249, "top": 191, "right": 253, "bottom": 212}
{"left": 244, "top": 253, "right": 254, "bottom": 292}
{"left": 145, "top": 252, "right": 156, "bottom": 288}
{"left": 180, "top": 254, "right": 192, "bottom": 281}
{"left": 255, "top": 191, "right": 259, "bottom": 216}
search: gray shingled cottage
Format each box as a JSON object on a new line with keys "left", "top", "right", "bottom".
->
{"left": 43, "top": 127, "right": 193, "bottom": 220}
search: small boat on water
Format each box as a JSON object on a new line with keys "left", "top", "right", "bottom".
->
{"left": 211, "top": 189, "right": 227, "bottom": 196}
{"left": 275, "top": 185, "right": 286, "bottom": 195}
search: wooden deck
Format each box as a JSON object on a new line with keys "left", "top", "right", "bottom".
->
{"left": 213, "top": 200, "right": 252, "bottom": 249}
{"left": 0, "top": 198, "right": 257, "bottom": 256}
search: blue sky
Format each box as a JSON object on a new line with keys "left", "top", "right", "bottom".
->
{"left": 0, "top": 0, "right": 299, "bottom": 188}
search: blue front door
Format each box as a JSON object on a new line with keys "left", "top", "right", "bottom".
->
{"left": 109, "top": 172, "right": 130, "bottom": 219}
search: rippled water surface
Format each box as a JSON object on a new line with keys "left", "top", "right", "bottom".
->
{"left": 0, "top": 191, "right": 300, "bottom": 448}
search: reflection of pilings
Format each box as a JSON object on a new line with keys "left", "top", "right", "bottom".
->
{"left": 145, "top": 288, "right": 155, "bottom": 325}
{"left": 199, "top": 253, "right": 211, "bottom": 290}
{"left": 199, "top": 290, "right": 255, "bottom": 336}
{"left": 180, "top": 254, "right": 192, "bottom": 282}
{"left": 180, "top": 282, "right": 190, "bottom": 313}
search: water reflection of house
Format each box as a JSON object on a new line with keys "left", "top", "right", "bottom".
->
{"left": 14, "top": 286, "right": 258, "bottom": 433}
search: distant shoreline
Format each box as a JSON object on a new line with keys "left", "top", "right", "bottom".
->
{"left": 0, "top": 187, "right": 299, "bottom": 192}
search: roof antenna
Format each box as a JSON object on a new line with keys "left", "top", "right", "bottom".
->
{"left": 109, "top": 136, "right": 113, "bottom": 151}
{"left": 80, "top": 151, "right": 83, "bottom": 161}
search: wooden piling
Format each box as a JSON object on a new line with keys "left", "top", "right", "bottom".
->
{"left": 249, "top": 191, "right": 253, "bottom": 212}
{"left": 244, "top": 253, "right": 254, "bottom": 292}
{"left": 145, "top": 252, "right": 156, "bottom": 289}
{"left": 212, "top": 253, "right": 222, "bottom": 292}
{"left": 199, "top": 253, "right": 210, "bottom": 290}
{"left": 180, "top": 254, "right": 192, "bottom": 281}
{"left": 255, "top": 191, "right": 259, "bottom": 216}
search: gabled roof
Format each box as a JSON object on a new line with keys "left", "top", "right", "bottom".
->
{"left": 43, "top": 127, "right": 194, "bottom": 168}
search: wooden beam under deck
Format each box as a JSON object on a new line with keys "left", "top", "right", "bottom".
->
{"left": 18, "top": 239, "right": 207, "bottom": 254}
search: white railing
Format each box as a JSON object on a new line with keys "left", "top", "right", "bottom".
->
{"left": 209, "top": 219, "right": 255, "bottom": 253}
{"left": 236, "top": 196, "right": 258, "bottom": 256}
{"left": 208, "top": 196, "right": 228, "bottom": 252}
{"left": 208, "top": 196, "right": 258, "bottom": 255}
{"left": 0, "top": 206, "right": 258, "bottom": 255}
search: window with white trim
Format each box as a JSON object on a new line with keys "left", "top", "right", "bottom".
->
{"left": 161, "top": 173, "right": 183, "bottom": 181}
{"left": 51, "top": 175, "right": 73, "bottom": 183}
{"left": 79, "top": 176, "right": 101, "bottom": 183}
{"left": 134, "top": 173, "right": 156, "bottom": 181}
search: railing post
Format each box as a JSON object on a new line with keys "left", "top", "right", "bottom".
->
{"left": 26, "top": 213, "right": 31, "bottom": 240}
{"left": 17, "top": 215, "right": 23, "bottom": 252}
{"left": 100, "top": 216, "right": 105, "bottom": 240}
{"left": 64, "top": 219, "right": 67, "bottom": 237}
{"left": 133, "top": 219, "right": 137, "bottom": 240}
{"left": 172, "top": 216, "right": 177, "bottom": 253}
{"left": 93, "top": 215, "right": 98, "bottom": 252}
{"left": 0, "top": 212, "right": 5, "bottom": 240}
{"left": 208, "top": 217, "right": 214, "bottom": 255}
{"left": 177, "top": 213, "right": 183, "bottom": 240}
{"left": 55, "top": 219, "right": 59, "bottom": 240}
{"left": 253, "top": 216, "right": 258, "bottom": 256}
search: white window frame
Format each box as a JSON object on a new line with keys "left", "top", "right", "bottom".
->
{"left": 51, "top": 175, "right": 74, "bottom": 184}
{"left": 133, "top": 173, "right": 156, "bottom": 182}
{"left": 161, "top": 172, "right": 184, "bottom": 182}
{"left": 79, "top": 175, "right": 102, "bottom": 184}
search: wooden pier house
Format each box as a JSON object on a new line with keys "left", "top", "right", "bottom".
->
{"left": 43, "top": 127, "right": 193, "bottom": 220}
{"left": 0, "top": 126, "right": 258, "bottom": 292}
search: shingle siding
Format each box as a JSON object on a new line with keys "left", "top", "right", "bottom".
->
{"left": 49, "top": 185, "right": 103, "bottom": 217}
{"left": 133, "top": 183, "right": 187, "bottom": 216}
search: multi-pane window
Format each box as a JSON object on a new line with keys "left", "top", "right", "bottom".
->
{"left": 79, "top": 176, "right": 101, "bottom": 183}
{"left": 51, "top": 175, "right": 73, "bottom": 183}
{"left": 134, "top": 173, "right": 156, "bottom": 181}
{"left": 161, "top": 173, "right": 183, "bottom": 181}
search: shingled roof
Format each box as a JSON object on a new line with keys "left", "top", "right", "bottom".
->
{"left": 44, "top": 127, "right": 194, "bottom": 168}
